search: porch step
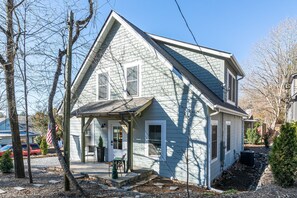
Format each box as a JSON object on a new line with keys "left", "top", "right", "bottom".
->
{"left": 96, "top": 168, "right": 155, "bottom": 188}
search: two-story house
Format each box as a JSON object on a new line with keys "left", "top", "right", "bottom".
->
{"left": 68, "top": 11, "right": 247, "bottom": 188}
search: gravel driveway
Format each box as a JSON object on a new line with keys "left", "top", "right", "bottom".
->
{"left": 24, "top": 156, "right": 60, "bottom": 169}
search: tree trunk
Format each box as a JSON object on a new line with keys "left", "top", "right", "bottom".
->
{"left": 5, "top": 0, "right": 25, "bottom": 178}
{"left": 48, "top": 50, "right": 87, "bottom": 197}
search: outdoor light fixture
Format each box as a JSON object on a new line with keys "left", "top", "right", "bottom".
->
{"left": 101, "top": 123, "right": 106, "bottom": 128}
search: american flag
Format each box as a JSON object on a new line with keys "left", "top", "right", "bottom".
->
{"left": 46, "top": 124, "right": 59, "bottom": 145}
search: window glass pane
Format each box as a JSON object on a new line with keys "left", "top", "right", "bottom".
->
{"left": 127, "top": 81, "right": 137, "bottom": 96}
{"left": 212, "top": 125, "right": 217, "bottom": 160}
{"left": 148, "top": 125, "right": 161, "bottom": 156}
{"left": 227, "top": 125, "right": 231, "bottom": 151}
{"left": 127, "top": 66, "right": 138, "bottom": 81}
{"left": 113, "top": 126, "right": 122, "bottom": 150}
{"left": 99, "top": 86, "right": 107, "bottom": 99}
{"left": 98, "top": 72, "right": 108, "bottom": 100}
{"left": 126, "top": 66, "right": 138, "bottom": 96}
{"left": 99, "top": 73, "right": 108, "bottom": 85}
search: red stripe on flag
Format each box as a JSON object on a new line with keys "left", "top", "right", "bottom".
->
{"left": 46, "top": 125, "right": 59, "bottom": 145}
{"left": 46, "top": 127, "right": 52, "bottom": 145}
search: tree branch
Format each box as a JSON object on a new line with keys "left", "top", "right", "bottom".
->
{"left": 13, "top": 9, "right": 22, "bottom": 59}
{"left": 0, "top": 54, "right": 7, "bottom": 67}
{"left": 11, "top": 0, "right": 25, "bottom": 12}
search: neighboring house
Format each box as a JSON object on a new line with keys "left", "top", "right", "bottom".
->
{"left": 0, "top": 117, "right": 38, "bottom": 145}
{"left": 67, "top": 11, "right": 247, "bottom": 187}
{"left": 286, "top": 73, "right": 297, "bottom": 122}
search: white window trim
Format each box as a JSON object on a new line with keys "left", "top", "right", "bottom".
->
{"left": 124, "top": 61, "right": 142, "bottom": 98}
{"left": 211, "top": 120, "right": 218, "bottom": 163}
{"left": 227, "top": 69, "right": 236, "bottom": 105}
{"left": 225, "top": 121, "right": 231, "bottom": 154}
{"left": 96, "top": 69, "right": 110, "bottom": 100}
{"left": 145, "top": 120, "right": 166, "bottom": 161}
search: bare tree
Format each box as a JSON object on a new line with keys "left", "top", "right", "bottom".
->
{"left": 48, "top": 0, "right": 93, "bottom": 195}
{"left": 241, "top": 19, "right": 297, "bottom": 128}
{"left": 0, "top": 0, "right": 25, "bottom": 178}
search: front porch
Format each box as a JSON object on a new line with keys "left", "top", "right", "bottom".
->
{"left": 71, "top": 97, "right": 154, "bottom": 172}
{"left": 67, "top": 161, "right": 155, "bottom": 188}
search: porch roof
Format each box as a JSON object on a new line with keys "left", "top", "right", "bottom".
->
{"left": 71, "top": 97, "right": 153, "bottom": 117}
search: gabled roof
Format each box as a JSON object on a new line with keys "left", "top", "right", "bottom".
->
{"left": 70, "top": 11, "right": 247, "bottom": 117}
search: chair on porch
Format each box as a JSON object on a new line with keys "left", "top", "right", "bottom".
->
{"left": 108, "top": 153, "right": 126, "bottom": 177}
{"left": 86, "top": 145, "right": 95, "bottom": 162}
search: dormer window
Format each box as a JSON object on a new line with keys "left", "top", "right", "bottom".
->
{"left": 97, "top": 72, "right": 109, "bottom": 100}
{"left": 227, "top": 70, "right": 236, "bottom": 104}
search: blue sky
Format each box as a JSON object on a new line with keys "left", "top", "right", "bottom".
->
{"left": 93, "top": 0, "right": 297, "bottom": 69}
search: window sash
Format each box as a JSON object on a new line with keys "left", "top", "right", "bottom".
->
{"left": 148, "top": 125, "right": 162, "bottom": 156}
{"left": 228, "top": 72, "right": 236, "bottom": 102}
{"left": 98, "top": 72, "right": 108, "bottom": 100}
{"left": 212, "top": 125, "right": 218, "bottom": 160}
{"left": 227, "top": 125, "right": 231, "bottom": 151}
{"left": 126, "top": 66, "right": 138, "bottom": 96}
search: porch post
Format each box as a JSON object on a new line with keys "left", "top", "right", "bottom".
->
{"left": 81, "top": 116, "right": 85, "bottom": 163}
{"left": 127, "top": 116, "right": 133, "bottom": 172}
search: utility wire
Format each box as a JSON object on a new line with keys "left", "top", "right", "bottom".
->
{"left": 174, "top": 0, "right": 219, "bottom": 79}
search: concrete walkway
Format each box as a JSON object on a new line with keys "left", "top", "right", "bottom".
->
{"left": 70, "top": 161, "right": 112, "bottom": 178}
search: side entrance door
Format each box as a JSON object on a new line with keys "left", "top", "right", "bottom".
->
{"left": 108, "top": 120, "right": 127, "bottom": 161}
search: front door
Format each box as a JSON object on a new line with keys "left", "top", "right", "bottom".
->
{"left": 108, "top": 121, "right": 127, "bottom": 161}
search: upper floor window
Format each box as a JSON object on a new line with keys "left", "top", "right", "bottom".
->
{"left": 227, "top": 70, "right": 236, "bottom": 103}
{"left": 98, "top": 72, "right": 109, "bottom": 100}
{"left": 125, "top": 65, "right": 139, "bottom": 97}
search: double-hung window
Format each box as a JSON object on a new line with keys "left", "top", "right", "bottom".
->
{"left": 211, "top": 120, "right": 218, "bottom": 161}
{"left": 227, "top": 70, "right": 236, "bottom": 103}
{"left": 145, "top": 120, "right": 166, "bottom": 160}
{"left": 125, "top": 65, "right": 139, "bottom": 97}
{"left": 98, "top": 72, "right": 109, "bottom": 100}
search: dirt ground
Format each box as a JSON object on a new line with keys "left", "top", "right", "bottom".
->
{"left": 0, "top": 145, "right": 296, "bottom": 197}
{"left": 212, "top": 144, "right": 270, "bottom": 191}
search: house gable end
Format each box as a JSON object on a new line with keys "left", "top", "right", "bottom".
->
{"left": 70, "top": 11, "right": 216, "bottom": 111}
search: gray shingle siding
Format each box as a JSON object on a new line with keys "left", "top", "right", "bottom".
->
{"left": 70, "top": 21, "right": 209, "bottom": 185}
{"left": 158, "top": 43, "right": 225, "bottom": 100}
{"left": 210, "top": 113, "right": 243, "bottom": 180}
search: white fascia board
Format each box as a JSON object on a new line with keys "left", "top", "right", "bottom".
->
{"left": 214, "top": 104, "right": 247, "bottom": 117}
{"left": 149, "top": 34, "right": 232, "bottom": 59}
{"left": 230, "top": 55, "right": 245, "bottom": 77}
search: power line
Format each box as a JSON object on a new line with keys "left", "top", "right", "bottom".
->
{"left": 174, "top": 0, "right": 219, "bottom": 79}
